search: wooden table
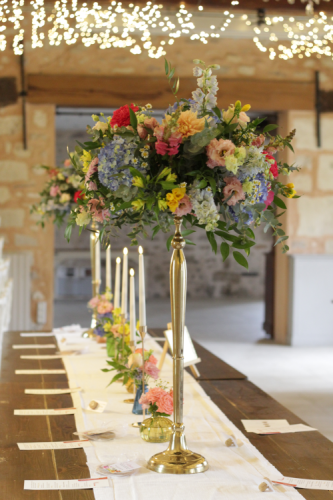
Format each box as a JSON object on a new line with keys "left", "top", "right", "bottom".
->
{"left": 1, "top": 330, "right": 333, "bottom": 499}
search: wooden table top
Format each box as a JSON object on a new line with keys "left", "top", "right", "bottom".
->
{"left": 1, "top": 330, "right": 333, "bottom": 499}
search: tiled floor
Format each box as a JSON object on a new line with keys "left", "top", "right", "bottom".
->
{"left": 54, "top": 297, "right": 333, "bottom": 441}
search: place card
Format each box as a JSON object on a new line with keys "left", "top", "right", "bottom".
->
{"left": 20, "top": 355, "right": 64, "bottom": 360}
{"left": 86, "top": 400, "right": 107, "bottom": 413}
{"left": 96, "top": 461, "right": 141, "bottom": 476}
{"left": 24, "top": 477, "right": 110, "bottom": 490}
{"left": 12, "top": 344, "right": 56, "bottom": 349}
{"left": 14, "top": 408, "right": 76, "bottom": 415}
{"left": 241, "top": 419, "right": 289, "bottom": 433}
{"left": 256, "top": 424, "right": 317, "bottom": 435}
{"left": 18, "top": 440, "right": 91, "bottom": 450}
{"left": 15, "top": 370, "right": 66, "bottom": 375}
{"left": 25, "top": 388, "right": 81, "bottom": 395}
{"left": 21, "top": 333, "right": 54, "bottom": 337}
{"left": 271, "top": 477, "right": 333, "bottom": 490}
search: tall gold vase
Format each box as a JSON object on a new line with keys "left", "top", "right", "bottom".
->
{"left": 147, "top": 216, "right": 208, "bottom": 474}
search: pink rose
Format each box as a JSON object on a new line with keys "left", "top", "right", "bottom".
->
{"left": 156, "top": 393, "right": 173, "bottom": 415}
{"left": 223, "top": 177, "right": 245, "bottom": 206}
{"left": 97, "top": 300, "right": 113, "bottom": 315}
{"left": 143, "top": 361, "right": 160, "bottom": 380}
{"left": 85, "top": 157, "right": 98, "bottom": 182}
{"left": 175, "top": 195, "right": 192, "bottom": 217}
{"left": 251, "top": 134, "right": 265, "bottom": 148}
{"left": 143, "top": 387, "right": 166, "bottom": 405}
{"left": 206, "top": 139, "right": 235, "bottom": 168}
{"left": 50, "top": 185, "right": 60, "bottom": 197}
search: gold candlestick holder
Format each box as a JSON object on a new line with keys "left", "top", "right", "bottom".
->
{"left": 124, "top": 340, "right": 136, "bottom": 404}
{"left": 147, "top": 216, "right": 208, "bottom": 474}
{"left": 84, "top": 220, "right": 101, "bottom": 338}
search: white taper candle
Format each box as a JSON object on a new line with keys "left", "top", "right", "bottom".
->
{"left": 114, "top": 257, "right": 121, "bottom": 309}
{"left": 95, "top": 236, "right": 101, "bottom": 287}
{"left": 121, "top": 247, "right": 128, "bottom": 317}
{"left": 138, "top": 246, "right": 146, "bottom": 327}
{"left": 129, "top": 268, "right": 136, "bottom": 343}
{"left": 106, "top": 245, "right": 111, "bottom": 291}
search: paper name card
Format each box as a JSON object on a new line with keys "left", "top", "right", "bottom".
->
{"left": 18, "top": 440, "right": 91, "bottom": 450}
{"left": 25, "top": 388, "right": 81, "bottom": 395}
{"left": 12, "top": 344, "right": 56, "bottom": 349}
{"left": 15, "top": 370, "right": 66, "bottom": 375}
{"left": 24, "top": 477, "right": 110, "bottom": 490}
{"left": 241, "top": 419, "right": 289, "bottom": 433}
{"left": 86, "top": 400, "right": 107, "bottom": 413}
{"left": 271, "top": 477, "right": 333, "bottom": 490}
{"left": 164, "top": 327, "right": 201, "bottom": 367}
{"left": 14, "top": 408, "right": 76, "bottom": 416}
{"left": 21, "top": 333, "right": 54, "bottom": 337}
{"left": 21, "top": 355, "right": 64, "bottom": 360}
{"left": 256, "top": 424, "right": 317, "bottom": 435}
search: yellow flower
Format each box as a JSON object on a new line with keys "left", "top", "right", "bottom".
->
{"left": 157, "top": 167, "right": 171, "bottom": 180}
{"left": 132, "top": 176, "right": 144, "bottom": 188}
{"left": 166, "top": 173, "right": 177, "bottom": 182}
{"left": 57, "top": 173, "right": 65, "bottom": 181}
{"left": 76, "top": 210, "right": 91, "bottom": 226}
{"left": 166, "top": 193, "right": 179, "bottom": 212}
{"left": 286, "top": 183, "right": 296, "bottom": 198}
{"left": 103, "top": 323, "right": 113, "bottom": 333}
{"left": 132, "top": 199, "right": 145, "bottom": 211}
{"left": 172, "top": 187, "right": 186, "bottom": 201}
{"left": 80, "top": 150, "right": 92, "bottom": 171}
{"left": 177, "top": 110, "right": 206, "bottom": 139}
{"left": 158, "top": 199, "right": 168, "bottom": 211}
{"left": 241, "top": 104, "right": 251, "bottom": 112}
{"left": 242, "top": 181, "right": 253, "bottom": 194}
{"left": 119, "top": 323, "right": 130, "bottom": 336}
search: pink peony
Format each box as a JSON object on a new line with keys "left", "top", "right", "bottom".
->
{"left": 264, "top": 189, "right": 274, "bottom": 210}
{"left": 251, "top": 134, "right": 265, "bottom": 148}
{"left": 223, "top": 177, "right": 245, "bottom": 206}
{"left": 156, "top": 393, "right": 173, "bottom": 415}
{"left": 63, "top": 159, "right": 71, "bottom": 167}
{"left": 206, "top": 139, "right": 235, "bottom": 168}
{"left": 175, "top": 195, "right": 192, "bottom": 217}
{"left": 97, "top": 300, "right": 113, "bottom": 315}
{"left": 85, "top": 157, "right": 98, "bottom": 182}
{"left": 143, "top": 361, "right": 160, "bottom": 380}
{"left": 50, "top": 185, "right": 60, "bottom": 197}
{"left": 88, "top": 296, "right": 99, "bottom": 308}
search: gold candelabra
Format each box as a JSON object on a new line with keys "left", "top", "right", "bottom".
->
{"left": 86, "top": 220, "right": 101, "bottom": 338}
{"left": 147, "top": 216, "right": 208, "bottom": 474}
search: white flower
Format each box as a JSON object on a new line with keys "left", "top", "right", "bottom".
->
{"left": 92, "top": 121, "right": 108, "bottom": 133}
{"left": 192, "top": 88, "right": 205, "bottom": 104}
{"left": 193, "top": 66, "right": 203, "bottom": 77}
{"left": 76, "top": 210, "right": 91, "bottom": 226}
{"left": 60, "top": 193, "right": 71, "bottom": 204}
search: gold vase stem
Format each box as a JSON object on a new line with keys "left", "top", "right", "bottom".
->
{"left": 139, "top": 326, "right": 147, "bottom": 420}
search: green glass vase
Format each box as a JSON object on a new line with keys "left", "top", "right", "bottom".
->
{"left": 140, "top": 416, "right": 173, "bottom": 443}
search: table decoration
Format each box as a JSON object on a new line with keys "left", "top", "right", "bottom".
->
{"left": 65, "top": 58, "right": 302, "bottom": 474}
{"left": 139, "top": 384, "right": 173, "bottom": 443}
{"left": 31, "top": 153, "right": 84, "bottom": 227}
{"left": 85, "top": 220, "right": 101, "bottom": 337}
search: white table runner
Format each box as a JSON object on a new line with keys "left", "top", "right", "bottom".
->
{"left": 56, "top": 331, "right": 302, "bottom": 500}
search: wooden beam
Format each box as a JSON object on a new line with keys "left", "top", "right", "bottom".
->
{"left": 27, "top": 74, "right": 315, "bottom": 111}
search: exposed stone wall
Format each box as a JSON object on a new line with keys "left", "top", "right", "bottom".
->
{"left": 0, "top": 52, "right": 55, "bottom": 329}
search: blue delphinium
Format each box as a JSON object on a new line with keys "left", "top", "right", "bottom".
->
{"left": 98, "top": 136, "right": 147, "bottom": 191}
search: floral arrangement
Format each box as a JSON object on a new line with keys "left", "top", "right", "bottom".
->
{"left": 66, "top": 59, "right": 301, "bottom": 269}
{"left": 87, "top": 291, "right": 114, "bottom": 339}
{"left": 139, "top": 385, "right": 173, "bottom": 417}
{"left": 32, "top": 155, "right": 84, "bottom": 227}
{"left": 102, "top": 347, "right": 160, "bottom": 387}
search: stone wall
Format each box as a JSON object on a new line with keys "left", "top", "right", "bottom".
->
{"left": 0, "top": 52, "right": 55, "bottom": 329}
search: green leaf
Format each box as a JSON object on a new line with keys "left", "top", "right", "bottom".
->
{"left": 166, "top": 234, "right": 173, "bottom": 251}
{"left": 169, "top": 67, "right": 175, "bottom": 79}
{"left": 274, "top": 235, "right": 289, "bottom": 246}
{"left": 232, "top": 240, "right": 255, "bottom": 250}
{"left": 215, "top": 230, "right": 238, "bottom": 243}
{"left": 285, "top": 142, "right": 294, "bottom": 153}
{"left": 273, "top": 196, "right": 287, "bottom": 209}
{"left": 107, "top": 372, "right": 124, "bottom": 386}
{"left": 174, "top": 78, "right": 179, "bottom": 95}
{"left": 129, "top": 167, "right": 146, "bottom": 183}
{"left": 207, "top": 176, "right": 216, "bottom": 194}
{"left": 117, "top": 201, "right": 133, "bottom": 210}
{"left": 129, "top": 107, "right": 138, "bottom": 130}
{"left": 206, "top": 231, "right": 217, "bottom": 254}
{"left": 159, "top": 181, "right": 177, "bottom": 190}
{"left": 246, "top": 228, "right": 255, "bottom": 239}
{"left": 152, "top": 225, "right": 160, "bottom": 239}
{"left": 164, "top": 58, "right": 169, "bottom": 75}
{"left": 212, "top": 106, "right": 221, "bottom": 119}
{"left": 182, "top": 229, "right": 196, "bottom": 237}
{"left": 197, "top": 179, "right": 207, "bottom": 189}
{"left": 220, "top": 242, "right": 229, "bottom": 262}
{"left": 185, "top": 239, "right": 196, "bottom": 246}
{"left": 263, "top": 124, "right": 278, "bottom": 133}
{"left": 233, "top": 251, "right": 248, "bottom": 269}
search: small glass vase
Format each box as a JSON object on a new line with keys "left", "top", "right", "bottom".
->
{"left": 132, "top": 384, "right": 149, "bottom": 415}
{"left": 140, "top": 416, "right": 173, "bottom": 443}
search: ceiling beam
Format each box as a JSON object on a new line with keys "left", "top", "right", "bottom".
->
{"left": 26, "top": 74, "right": 315, "bottom": 111}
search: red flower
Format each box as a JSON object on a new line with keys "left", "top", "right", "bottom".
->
{"left": 110, "top": 104, "right": 139, "bottom": 128}
{"left": 263, "top": 151, "right": 278, "bottom": 179}
{"left": 74, "top": 190, "right": 84, "bottom": 203}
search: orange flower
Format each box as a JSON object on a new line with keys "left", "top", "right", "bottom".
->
{"left": 177, "top": 110, "right": 206, "bottom": 139}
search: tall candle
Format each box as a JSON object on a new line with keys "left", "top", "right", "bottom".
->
{"left": 95, "top": 235, "right": 101, "bottom": 291}
{"left": 138, "top": 246, "right": 146, "bottom": 327}
{"left": 121, "top": 247, "right": 128, "bottom": 317}
{"left": 106, "top": 245, "right": 111, "bottom": 291}
{"left": 129, "top": 268, "right": 136, "bottom": 343}
{"left": 114, "top": 257, "right": 121, "bottom": 309}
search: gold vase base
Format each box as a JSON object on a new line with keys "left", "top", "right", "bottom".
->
{"left": 83, "top": 328, "right": 95, "bottom": 339}
{"left": 131, "top": 422, "right": 142, "bottom": 428}
{"left": 147, "top": 449, "right": 208, "bottom": 474}
{"left": 123, "top": 398, "right": 135, "bottom": 404}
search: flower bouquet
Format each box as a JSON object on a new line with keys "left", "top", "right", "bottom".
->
{"left": 139, "top": 385, "right": 174, "bottom": 443}
{"left": 32, "top": 155, "right": 84, "bottom": 227}
{"left": 102, "top": 347, "right": 159, "bottom": 387}
{"left": 87, "top": 291, "right": 114, "bottom": 343}
{"left": 66, "top": 59, "right": 300, "bottom": 268}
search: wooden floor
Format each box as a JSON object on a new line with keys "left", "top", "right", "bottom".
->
{"left": 1, "top": 330, "right": 333, "bottom": 499}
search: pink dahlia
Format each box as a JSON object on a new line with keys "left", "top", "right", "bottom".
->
{"left": 223, "top": 177, "right": 245, "bottom": 206}
{"left": 175, "top": 195, "right": 192, "bottom": 217}
{"left": 206, "top": 139, "right": 235, "bottom": 168}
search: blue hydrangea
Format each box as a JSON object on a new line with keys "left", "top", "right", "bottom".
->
{"left": 229, "top": 173, "right": 270, "bottom": 225}
{"left": 98, "top": 136, "right": 147, "bottom": 191}
{"left": 238, "top": 146, "right": 267, "bottom": 180}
